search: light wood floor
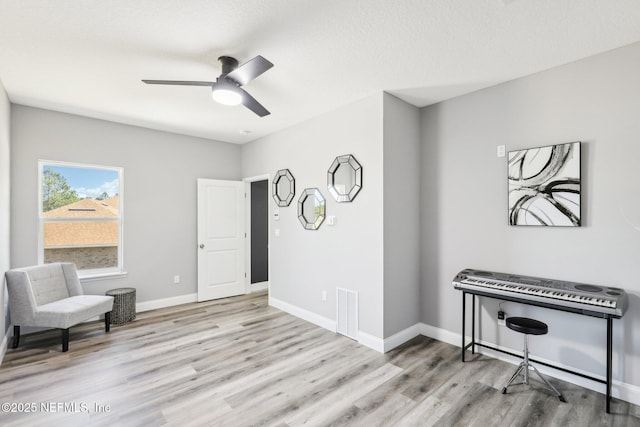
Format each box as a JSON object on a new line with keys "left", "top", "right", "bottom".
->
{"left": 1, "top": 291, "right": 638, "bottom": 427}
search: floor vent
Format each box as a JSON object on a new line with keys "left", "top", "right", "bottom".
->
{"left": 336, "top": 288, "right": 358, "bottom": 340}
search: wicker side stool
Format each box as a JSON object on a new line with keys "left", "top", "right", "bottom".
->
{"left": 105, "top": 287, "right": 136, "bottom": 325}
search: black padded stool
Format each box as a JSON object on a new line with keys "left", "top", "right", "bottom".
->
{"left": 501, "top": 317, "right": 566, "bottom": 402}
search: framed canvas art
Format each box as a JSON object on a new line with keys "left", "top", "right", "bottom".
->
{"left": 508, "top": 141, "right": 581, "bottom": 226}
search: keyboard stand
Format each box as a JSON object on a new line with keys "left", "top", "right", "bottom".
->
{"left": 461, "top": 291, "right": 615, "bottom": 413}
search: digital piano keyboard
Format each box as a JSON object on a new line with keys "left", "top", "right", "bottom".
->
{"left": 453, "top": 268, "right": 628, "bottom": 318}
{"left": 454, "top": 268, "right": 628, "bottom": 413}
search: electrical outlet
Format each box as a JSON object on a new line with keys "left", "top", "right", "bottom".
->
{"left": 498, "top": 310, "right": 505, "bottom": 326}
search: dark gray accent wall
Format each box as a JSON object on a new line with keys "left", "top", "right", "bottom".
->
{"left": 250, "top": 180, "right": 269, "bottom": 284}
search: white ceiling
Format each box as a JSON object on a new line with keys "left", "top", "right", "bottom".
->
{"left": 1, "top": 1, "right": 640, "bottom": 144}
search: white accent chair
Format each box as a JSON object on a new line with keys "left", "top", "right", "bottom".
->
{"left": 5, "top": 263, "right": 114, "bottom": 352}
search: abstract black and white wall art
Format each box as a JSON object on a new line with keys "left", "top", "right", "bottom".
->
{"left": 508, "top": 141, "right": 581, "bottom": 226}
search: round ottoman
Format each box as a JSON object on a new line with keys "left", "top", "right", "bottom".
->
{"left": 106, "top": 287, "right": 136, "bottom": 325}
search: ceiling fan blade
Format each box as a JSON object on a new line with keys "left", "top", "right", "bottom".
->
{"left": 142, "top": 80, "right": 214, "bottom": 86}
{"left": 240, "top": 88, "right": 270, "bottom": 117}
{"left": 225, "top": 55, "right": 273, "bottom": 86}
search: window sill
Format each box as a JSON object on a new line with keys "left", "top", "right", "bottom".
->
{"left": 79, "top": 271, "right": 128, "bottom": 283}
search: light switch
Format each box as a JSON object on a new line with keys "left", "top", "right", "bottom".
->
{"left": 327, "top": 216, "right": 336, "bottom": 226}
{"left": 274, "top": 229, "right": 280, "bottom": 237}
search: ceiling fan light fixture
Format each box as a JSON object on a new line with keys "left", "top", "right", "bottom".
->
{"left": 143, "top": 55, "right": 271, "bottom": 116}
{"left": 212, "top": 84, "right": 242, "bottom": 106}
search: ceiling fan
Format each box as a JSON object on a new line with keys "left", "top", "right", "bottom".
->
{"left": 142, "top": 55, "right": 274, "bottom": 117}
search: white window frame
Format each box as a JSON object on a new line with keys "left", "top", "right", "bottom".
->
{"left": 38, "top": 160, "right": 126, "bottom": 280}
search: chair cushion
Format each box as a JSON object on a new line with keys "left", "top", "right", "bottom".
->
{"left": 33, "top": 295, "right": 114, "bottom": 329}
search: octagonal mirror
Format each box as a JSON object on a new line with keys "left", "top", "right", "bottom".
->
{"left": 298, "top": 188, "right": 326, "bottom": 230}
{"left": 327, "top": 154, "right": 362, "bottom": 202}
{"left": 272, "top": 169, "right": 295, "bottom": 207}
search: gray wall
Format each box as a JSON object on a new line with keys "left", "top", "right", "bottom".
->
{"left": 242, "top": 94, "right": 385, "bottom": 339}
{"left": 383, "top": 93, "right": 421, "bottom": 337}
{"left": 421, "top": 42, "right": 640, "bottom": 389}
{"left": 10, "top": 106, "right": 241, "bottom": 303}
{"left": 0, "top": 79, "right": 10, "bottom": 342}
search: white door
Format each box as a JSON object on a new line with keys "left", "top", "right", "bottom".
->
{"left": 197, "top": 179, "right": 246, "bottom": 301}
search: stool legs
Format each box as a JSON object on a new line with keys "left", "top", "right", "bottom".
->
{"left": 529, "top": 364, "right": 566, "bottom": 402}
{"left": 501, "top": 334, "right": 566, "bottom": 402}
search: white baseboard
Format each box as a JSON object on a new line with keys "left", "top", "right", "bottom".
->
{"left": 135, "top": 293, "right": 198, "bottom": 313}
{"left": 618, "top": 379, "right": 640, "bottom": 406}
{"left": 250, "top": 282, "right": 269, "bottom": 293}
{"left": 383, "top": 323, "right": 425, "bottom": 353}
{"left": 269, "top": 296, "right": 336, "bottom": 332}
{"left": 268, "top": 296, "right": 391, "bottom": 354}
{"left": 358, "top": 330, "right": 385, "bottom": 353}
{"left": 418, "top": 322, "right": 640, "bottom": 407}
{"left": 419, "top": 322, "right": 461, "bottom": 347}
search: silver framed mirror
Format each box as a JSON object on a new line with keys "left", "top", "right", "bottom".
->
{"left": 327, "top": 154, "right": 362, "bottom": 202}
{"left": 272, "top": 169, "right": 295, "bottom": 207}
{"left": 298, "top": 188, "right": 326, "bottom": 230}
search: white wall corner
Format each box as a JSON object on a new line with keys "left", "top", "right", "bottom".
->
{"left": 358, "top": 330, "right": 385, "bottom": 353}
{"left": 383, "top": 323, "right": 425, "bottom": 353}
{"left": 269, "top": 296, "right": 336, "bottom": 332}
{"left": 364, "top": 322, "right": 458, "bottom": 354}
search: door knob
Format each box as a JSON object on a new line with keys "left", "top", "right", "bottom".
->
{"left": 199, "top": 244, "right": 205, "bottom": 249}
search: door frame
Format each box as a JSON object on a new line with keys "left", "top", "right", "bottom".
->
{"left": 244, "top": 174, "right": 271, "bottom": 293}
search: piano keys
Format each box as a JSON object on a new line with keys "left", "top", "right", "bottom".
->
{"left": 453, "top": 268, "right": 628, "bottom": 318}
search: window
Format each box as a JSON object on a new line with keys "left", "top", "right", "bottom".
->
{"left": 39, "top": 160, "right": 124, "bottom": 278}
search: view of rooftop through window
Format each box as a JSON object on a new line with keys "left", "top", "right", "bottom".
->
{"left": 40, "top": 161, "right": 123, "bottom": 274}
{"left": 42, "top": 164, "right": 120, "bottom": 211}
